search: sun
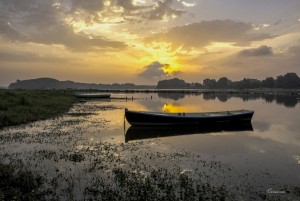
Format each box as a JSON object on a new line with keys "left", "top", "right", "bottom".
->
{"left": 134, "top": 41, "right": 182, "bottom": 74}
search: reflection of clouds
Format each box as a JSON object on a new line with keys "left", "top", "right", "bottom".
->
{"left": 293, "top": 155, "right": 300, "bottom": 165}
{"left": 252, "top": 121, "right": 271, "bottom": 132}
{"left": 251, "top": 124, "right": 300, "bottom": 147}
{"left": 250, "top": 145, "right": 266, "bottom": 153}
{"left": 157, "top": 92, "right": 185, "bottom": 100}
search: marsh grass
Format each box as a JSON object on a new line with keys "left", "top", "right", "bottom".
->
{"left": 0, "top": 161, "right": 46, "bottom": 201}
{"left": 85, "top": 167, "right": 230, "bottom": 201}
{"left": 0, "top": 89, "right": 75, "bottom": 129}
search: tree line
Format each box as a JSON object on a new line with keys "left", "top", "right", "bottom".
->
{"left": 156, "top": 72, "right": 300, "bottom": 89}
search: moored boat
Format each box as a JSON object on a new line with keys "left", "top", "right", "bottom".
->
{"left": 125, "top": 108, "right": 254, "bottom": 126}
{"left": 74, "top": 93, "right": 111, "bottom": 99}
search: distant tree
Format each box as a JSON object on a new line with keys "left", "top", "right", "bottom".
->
{"left": 156, "top": 78, "right": 187, "bottom": 89}
{"left": 203, "top": 79, "right": 217, "bottom": 89}
{"left": 261, "top": 77, "right": 275, "bottom": 88}
{"left": 276, "top": 73, "right": 300, "bottom": 88}
{"left": 235, "top": 78, "right": 261, "bottom": 89}
{"left": 216, "top": 77, "right": 232, "bottom": 88}
{"left": 194, "top": 82, "right": 204, "bottom": 89}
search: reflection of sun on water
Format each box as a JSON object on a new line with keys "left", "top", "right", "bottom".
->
{"left": 162, "top": 103, "right": 185, "bottom": 113}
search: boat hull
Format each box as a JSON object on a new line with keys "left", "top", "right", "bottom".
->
{"left": 125, "top": 109, "right": 254, "bottom": 126}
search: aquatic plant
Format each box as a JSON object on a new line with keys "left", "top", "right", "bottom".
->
{"left": 0, "top": 161, "right": 46, "bottom": 201}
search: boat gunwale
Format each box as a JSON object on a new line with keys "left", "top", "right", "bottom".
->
{"left": 125, "top": 109, "right": 254, "bottom": 119}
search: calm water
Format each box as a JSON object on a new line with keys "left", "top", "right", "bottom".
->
{"left": 1, "top": 92, "right": 300, "bottom": 199}
{"left": 109, "top": 92, "right": 300, "bottom": 186}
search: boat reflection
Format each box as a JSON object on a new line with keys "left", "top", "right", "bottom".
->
{"left": 125, "top": 122, "right": 253, "bottom": 142}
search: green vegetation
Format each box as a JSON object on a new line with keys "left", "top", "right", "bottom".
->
{"left": 0, "top": 162, "right": 46, "bottom": 201}
{"left": 0, "top": 89, "right": 75, "bottom": 129}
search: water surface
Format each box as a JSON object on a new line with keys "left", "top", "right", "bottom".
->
{"left": 1, "top": 92, "right": 299, "bottom": 200}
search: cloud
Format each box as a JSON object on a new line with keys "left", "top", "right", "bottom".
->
{"left": 0, "top": 49, "right": 73, "bottom": 63}
{"left": 0, "top": 0, "right": 187, "bottom": 50}
{"left": 287, "top": 45, "right": 300, "bottom": 55}
{"left": 181, "top": 1, "right": 196, "bottom": 8}
{"left": 145, "top": 0, "right": 186, "bottom": 21}
{"left": 0, "top": 0, "right": 126, "bottom": 51}
{"left": 0, "top": 20, "right": 27, "bottom": 42}
{"left": 69, "top": 0, "right": 185, "bottom": 23}
{"left": 71, "top": 0, "right": 105, "bottom": 12}
{"left": 202, "top": 44, "right": 300, "bottom": 80}
{"left": 145, "top": 19, "right": 274, "bottom": 49}
{"left": 139, "top": 61, "right": 179, "bottom": 80}
{"left": 252, "top": 23, "right": 270, "bottom": 31}
{"left": 238, "top": 45, "right": 274, "bottom": 57}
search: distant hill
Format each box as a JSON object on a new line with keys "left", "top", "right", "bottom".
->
{"left": 8, "top": 78, "right": 155, "bottom": 90}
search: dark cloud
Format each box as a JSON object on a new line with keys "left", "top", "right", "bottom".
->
{"left": 139, "top": 61, "right": 179, "bottom": 80}
{"left": 30, "top": 24, "right": 126, "bottom": 51}
{"left": 238, "top": 45, "right": 274, "bottom": 57}
{"left": 71, "top": 0, "right": 105, "bottom": 12}
{"left": 145, "top": 20, "right": 274, "bottom": 49}
{"left": 106, "top": 0, "right": 185, "bottom": 22}
{"left": 0, "top": 49, "right": 71, "bottom": 63}
{"left": 139, "top": 61, "right": 167, "bottom": 79}
{"left": 0, "top": 20, "right": 27, "bottom": 42}
{"left": 145, "top": 0, "right": 185, "bottom": 20}
{"left": 287, "top": 45, "right": 300, "bottom": 55}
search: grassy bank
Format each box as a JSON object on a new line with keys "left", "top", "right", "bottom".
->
{"left": 0, "top": 89, "right": 75, "bottom": 129}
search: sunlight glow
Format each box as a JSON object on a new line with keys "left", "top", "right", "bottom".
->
{"left": 162, "top": 103, "right": 185, "bottom": 113}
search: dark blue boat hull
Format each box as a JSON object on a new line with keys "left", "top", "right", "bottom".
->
{"left": 125, "top": 109, "right": 254, "bottom": 126}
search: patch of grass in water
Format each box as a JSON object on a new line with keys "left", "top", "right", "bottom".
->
{"left": 69, "top": 152, "right": 85, "bottom": 163}
{"left": 0, "top": 89, "right": 75, "bottom": 129}
{"left": 0, "top": 161, "right": 47, "bottom": 201}
{"left": 85, "top": 167, "right": 231, "bottom": 201}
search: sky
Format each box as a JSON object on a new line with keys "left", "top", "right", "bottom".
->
{"left": 0, "top": 0, "right": 300, "bottom": 86}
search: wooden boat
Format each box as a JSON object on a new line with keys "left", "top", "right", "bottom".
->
{"left": 125, "top": 122, "right": 253, "bottom": 142}
{"left": 125, "top": 108, "right": 254, "bottom": 126}
{"left": 74, "top": 93, "right": 111, "bottom": 99}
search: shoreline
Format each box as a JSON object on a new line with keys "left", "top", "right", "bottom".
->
{"left": 75, "top": 88, "right": 300, "bottom": 96}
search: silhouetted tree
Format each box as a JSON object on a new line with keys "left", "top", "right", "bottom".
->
{"left": 194, "top": 82, "right": 204, "bottom": 89}
{"left": 156, "top": 78, "right": 187, "bottom": 89}
{"left": 261, "top": 77, "right": 275, "bottom": 88}
{"left": 216, "top": 77, "right": 232, "bottom": 88}
{"left": 276, "top": 73, "right": 300, "bottom": 88}
{"left": 203, "top": 79, "right": 217, "bottom": 89}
